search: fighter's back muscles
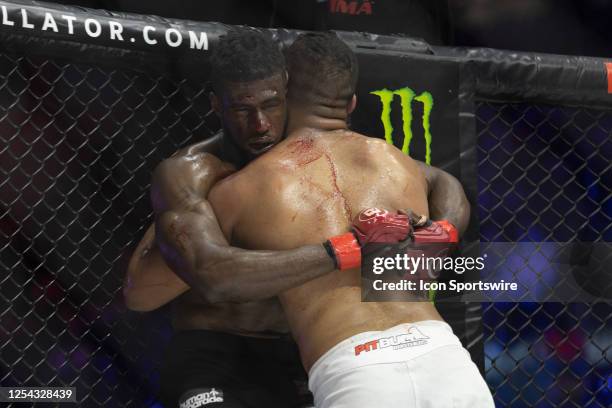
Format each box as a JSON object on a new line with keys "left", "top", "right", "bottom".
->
{"left": 143, "top": 148, "right": 338, "bottom": 308}
{"left": 209, "top": 132, "right": 441, "bottom": 368}
{"left": 124, "top": 144, "right": 469, "bottom": 311}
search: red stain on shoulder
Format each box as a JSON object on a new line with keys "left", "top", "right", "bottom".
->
{"left": 285, "top": 136, "right": 351, "bottom": 222}
{"left": 286, "top": 136, "right": 323, "bottom": 166}
{"left": 288, "top": 136, "right": 314, "bottom": 152}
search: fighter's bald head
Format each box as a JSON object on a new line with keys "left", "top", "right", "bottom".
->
{"left": 285, "top": 32, "right": 358, "bottom": 106}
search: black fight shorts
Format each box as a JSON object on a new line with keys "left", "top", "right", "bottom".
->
{"left": 158, "top": 330, "right": 311, "bottom": 408}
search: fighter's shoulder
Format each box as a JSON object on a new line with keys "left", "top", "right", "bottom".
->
{"left": 338, "top": 132, "right": 387, "bottom": 151}
{"left": 155, "top": 150, "right": 232, "bottom": 183}
{"left": 366, "top": 136, "right": 418, "bottom": 161}
{"left": 342, "top": 133, "right": 405, "bottom": 160}
{"left": 359, "top": 134, "right": 391, "bottom": 151}
{"left": 349, "top": 134, "right": 424, "bottom": 178}
{"left": 175, "top": 131, "right": 223, "bottom": 156}
{"left": 151, "top": 148, "right": 235, "bottom": 214}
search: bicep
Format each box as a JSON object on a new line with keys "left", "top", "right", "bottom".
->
{"left": 151, "top": 153, "right": 235, "bottom": 214}
{"left": 415, "top": 160, "right": 435, "bottom": 195}
{"left": 155, "top": 200, "right": 230, "bottom": 279}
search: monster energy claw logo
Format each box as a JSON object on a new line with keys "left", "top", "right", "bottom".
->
{"left": 371, "top": 88, "right": 433, "bottom": 164}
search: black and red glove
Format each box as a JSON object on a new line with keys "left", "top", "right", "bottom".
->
{"left": 324, "top": 207, "right": 459, "bottom": 270}
{"left": 324, "top": 208, "right": 411, "bottom": 270}
{"left": 409, "top": 219, "right": 459, "bottom": 301}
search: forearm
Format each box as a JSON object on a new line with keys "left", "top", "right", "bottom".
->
{"left": 427, "top": 173, "right": 470, "bottom": 236}
{"left": 124, "top": 224, "right": 190, "bottom": 311}
{"left": 124, "top": 279, "right": 189, "bottom": 311}
{"left": 197, "top": 243, "right": 335, "bottom": 303}
{"left": 156, "top": 208, "right": 336, "bottom": 303}
{"left": 417, "top": 161, "right": 470, "bottom": 236}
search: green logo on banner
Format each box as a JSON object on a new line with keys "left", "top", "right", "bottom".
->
{"left": 370, "top": 88, "right": 434, "bottom": 164}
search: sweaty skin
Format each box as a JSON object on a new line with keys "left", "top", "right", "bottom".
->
{"left": 210, "top": 130, "right": 444, "bottom": 369}
{"left": 127, "top": 135, "right": 336, "bottom": 335}
{"left": 124, "top": 74, "right": 470, "bottom": 333}
{"left": 126, "top": 138, "right": 287, "bottom": 334}
{"left": 161, "top": 145, "right": 285, "bottom": 335}
{"left": 124, "top": 137, "right": 224, "bottom": 312}
{"left": 124, "top": 68, "right": 339, "bottom": 334}
{"left": 123, "top": 139, "right": 469, "bottom": 316}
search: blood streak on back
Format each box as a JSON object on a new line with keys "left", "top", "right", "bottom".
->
{"left": 323, "top": 152, "right": 352, "bottom": 222}
{"left": 284, "top": 135, "right": 352, "bottom": 222}
{"left": 286, "top": 136, "right": 322, "bottom": 166}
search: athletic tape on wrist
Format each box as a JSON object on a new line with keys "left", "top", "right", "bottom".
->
{"left": 326, "top": 232, "right": 361, "bottom": 270}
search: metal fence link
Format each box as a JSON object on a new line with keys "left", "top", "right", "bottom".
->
{"left": 0, "top": 52, "right": 610, "bottom": 407}
{"left": 0, "top": 53, "right": 220, "bottom": 407}
{"left": 477, "top": 102, "right": 611, "bottom": 407}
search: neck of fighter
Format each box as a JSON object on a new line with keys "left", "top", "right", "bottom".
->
{"left": 287, "top": 102, "right": 349, "bottom": 134}
{"left": 220, "top": 131, "right": 249, "bottom": 169}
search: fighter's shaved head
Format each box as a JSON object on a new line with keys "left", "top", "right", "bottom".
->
{"left": 210, "top": 29, "right": 286, "bottom": 93}
{"left": 285, "top": 32, "right": 358, "bottom": 106}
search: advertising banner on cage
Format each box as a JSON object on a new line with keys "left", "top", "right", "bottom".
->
{"left": 352, "top": 51, "right": 459, "bottom": 170}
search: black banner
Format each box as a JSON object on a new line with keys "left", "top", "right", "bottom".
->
{"left": 352, "top": 50, "right": 460, "bottom": 171}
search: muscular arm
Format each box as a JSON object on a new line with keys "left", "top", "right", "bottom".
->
{"left": 124, "top": 136, "right": 224, "bottom": 311}
{"left": 152, "top": 153, "right": 335, "bottom": 304}
{"left": 156, "top": 200, "right": 335, "bottom": 304}
{"left": 124, "top": 224, "right": 189, "bottom": 311}
{"left": 124, "top": 143, "right": 466, "bottom": 310}
{"left": 417, "top": 161, "right": 470, "bottom": 236}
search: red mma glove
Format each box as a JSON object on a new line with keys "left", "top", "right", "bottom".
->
{"left": 324, "top": 208, "right": 411, "bottom": 270}
{"left": 353, "top": 208, "right": 411, "bottom": 245}
{"left": 413, "top": 219, "right": 459, "bottom": 244}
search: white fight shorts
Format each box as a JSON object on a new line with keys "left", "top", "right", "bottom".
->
{"left": 308, "top": 320, "right": 494, "bottom": 408}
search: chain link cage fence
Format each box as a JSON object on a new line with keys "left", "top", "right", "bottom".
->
{"left": 0, "top": 4, "right": 610, "bottom": 408}
{"left": 477, "top": 102, "right": 611, "bottom": 407}
{"left": 0, "top": 51, "right": 222, "bottom": 406}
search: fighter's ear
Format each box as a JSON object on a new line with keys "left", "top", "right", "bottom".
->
{"left": 209, "top": 91, "right": 221, "bottom": 117}
{"left": 347, "top": 94, "right": 357, "bottom": 114}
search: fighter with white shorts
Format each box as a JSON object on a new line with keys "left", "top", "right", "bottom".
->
{"left": 208, "top": 32, "right": 495, "bottom": 407}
